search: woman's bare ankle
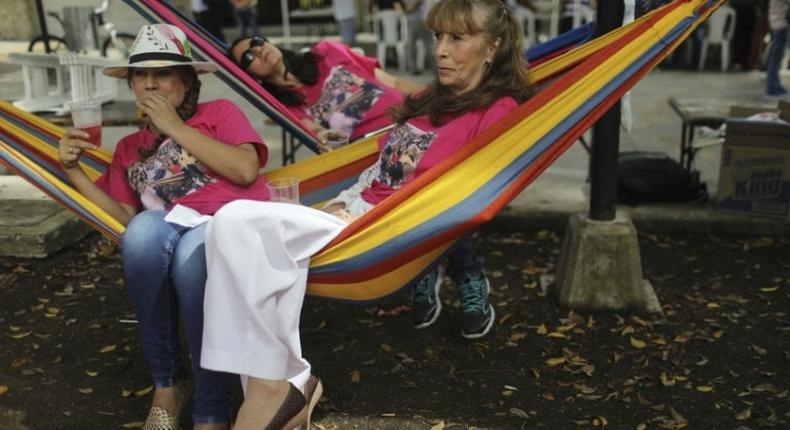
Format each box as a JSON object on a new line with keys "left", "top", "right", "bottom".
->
{"left": 151, "top": 384, "right": 185, "bottom": 414}
{"left": 233, "top": 378, "right": 291, "bottom": 430}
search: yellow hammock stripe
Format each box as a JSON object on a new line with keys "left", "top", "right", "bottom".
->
{"left": 308, "top": 244, "right": 452, "bottom": 300}
{"left": 0, "top": 139, "right": 125, "bottom": 235}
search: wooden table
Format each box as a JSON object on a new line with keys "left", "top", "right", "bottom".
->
{"left": 668, "top": 97, "right": 776, "bottom": 171}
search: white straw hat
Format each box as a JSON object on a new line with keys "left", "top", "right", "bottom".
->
{"left": 102, "top": 24, "right": 218, "bottom": 79}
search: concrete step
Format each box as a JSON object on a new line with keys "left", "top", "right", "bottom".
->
{"left": 0, "top": 176, "right": 91, "bottom": 258}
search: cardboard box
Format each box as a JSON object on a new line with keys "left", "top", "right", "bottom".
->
{"left": 728, "top": 101, "right": 790, "bottom": 120}
{"left": 717, "top": 116, "right": 790, "bottom": 220}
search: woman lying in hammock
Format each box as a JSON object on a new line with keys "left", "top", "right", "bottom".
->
{"left": 58, "top": 24, "right": 268, "bottom": 430}
{"left": 200, "top": 1, "right": 532, "bottom": 428}
{"left": 228, "top": 33, "right": 424, "bottom": 145}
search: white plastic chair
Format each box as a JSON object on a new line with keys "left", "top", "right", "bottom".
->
{"left": 698, "top": 5, "right": 736, "bottom": 71}
{"left": 8, "top": 52, "right": 117, "bottom": 114}
{"left": 569, "top": 0, "right": 595, "bottom": 28}
{"left": 532, "top": 0, "right": 560, "bottom": 41}
{"left": 8, "top": 53, "right": 67, "bottom": 113}
{"left": 512, "top": 6, "right": 537, "bottom": 48}
{"left": 59, "top": 53, "right": 118, "bottom": 109}
{"left": 374, "top": 10, "right": 406, "bottom": 72}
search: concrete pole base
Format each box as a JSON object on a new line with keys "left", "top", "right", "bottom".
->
{"left": 555, "top": 212, "right": 662, "bottom": 314}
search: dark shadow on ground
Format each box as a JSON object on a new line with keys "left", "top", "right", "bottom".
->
{"left": 0, "top": 230, "right": 788, "bottom": 429}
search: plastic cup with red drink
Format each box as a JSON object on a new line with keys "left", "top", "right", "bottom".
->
{"left": 70, "top": 100, "right": 103, "bottom": 147}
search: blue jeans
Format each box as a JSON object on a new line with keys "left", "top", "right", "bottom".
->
{"left": 406, "top": 15, "right": 434, "bottom": 73}
{"left": 121, "top": 211, "right": 233, "bottom": 424}
{"left": 233, "top": 7, "right": 260, "bottom": 37}
{"left": 766, "top": 27, "right": 788, "bottom": 94}
{"left": 337, "top": 17, "right": 357, "bottom": 45}
{"left": 445, "top": 236, "right": 483, "bottom": 284}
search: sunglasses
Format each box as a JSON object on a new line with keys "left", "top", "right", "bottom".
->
{"left": 239, "top": 36, "right": 268, "bottom": 71}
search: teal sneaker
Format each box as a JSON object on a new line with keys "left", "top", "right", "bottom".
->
{"left": 458, "top": 272, "right": 495, "bottom": 339}
{"left": 410, "top": 269, "right": 443, "bottom": 329}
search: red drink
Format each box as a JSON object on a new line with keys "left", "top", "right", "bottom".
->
{"left": 78, "top": 125, "right": 102, "bottom": 147}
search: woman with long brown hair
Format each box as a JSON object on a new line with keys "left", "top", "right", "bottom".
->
{"left": 200, "top": 1, "right": 532, "bottom": 428}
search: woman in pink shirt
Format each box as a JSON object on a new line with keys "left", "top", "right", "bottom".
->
{"left": 229, "top": 37, "right": 425, "bottom": 143}
{"left": 202, "top": 1, "right": 532, "bottom": 428}
{"left": 58, "top": 24, "right": 267, "bottom": 430}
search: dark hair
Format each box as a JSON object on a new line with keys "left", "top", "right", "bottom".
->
{"left": 228, "top": 36, "right": 320, "bottom": 107}
{"left": 126, "top": 66, "right": 202, "bottom": 160}
{"left": 391, "top": 0, "right": 533, "bottom": 125}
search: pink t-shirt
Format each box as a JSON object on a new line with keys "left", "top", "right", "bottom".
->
{"left": 361, "top": 96, "right": 518, "bottom": 204}
{"left": 289, "top": 41, "right": 404, "bottom": 140}
{"left": 95, "top": 99, "right": 269, "bottom": 215}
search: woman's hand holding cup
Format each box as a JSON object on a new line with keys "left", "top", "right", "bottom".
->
{"left": 58, "top": 129, "right": 99, "bottom": 169}
{"left": 317, "top": 129, "right": 350, "bottom": 153}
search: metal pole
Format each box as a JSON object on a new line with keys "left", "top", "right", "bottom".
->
{"left": 35, "top": 0, "right": 51, "bottom": 53}
{"left": 588, "top": 0, "right": 625, "bottom": 221}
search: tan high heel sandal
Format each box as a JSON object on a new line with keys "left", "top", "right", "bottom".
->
{"left": 300, "top": 375, "right": 323, "bottom": 430}
{"left": 263, "top": 383, "right": 308, "bottom": 430}
{"left": 142, "top": 382, "right": 189, "bottom": 430}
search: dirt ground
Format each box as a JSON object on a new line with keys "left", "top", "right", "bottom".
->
{"left": 0, "top": 228, "right": 788, "bottom": 429}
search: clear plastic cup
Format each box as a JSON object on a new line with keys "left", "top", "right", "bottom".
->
{"left": 318, "top": 129, "right": 350, "bottom": 149}
{"left": 70, "top": 100, "right": 103, "bottom": 147}
{"left": 266, "top": 177, "right": 300, "bottom": 203}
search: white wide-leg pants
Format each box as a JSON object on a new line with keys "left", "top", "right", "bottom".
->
{"left": 200, "top": 200, "right": 348, "bottom": 389}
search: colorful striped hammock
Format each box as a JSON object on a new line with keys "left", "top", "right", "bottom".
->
{"left": 0, "top": 0, "right": 723, "bottom": 302}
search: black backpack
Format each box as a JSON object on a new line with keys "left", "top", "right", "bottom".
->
{"left": 617, "top": 151, "right": 708, "bottom": 204}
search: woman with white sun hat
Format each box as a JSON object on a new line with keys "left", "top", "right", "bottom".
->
{"left": 58, "top": 23, "right": 270, "bottom": 430}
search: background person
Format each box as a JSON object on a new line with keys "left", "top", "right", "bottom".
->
{"left": 231, "top": 0, "right": 260, "bottom": 38}
{"left": 58, "top": 24, "right": 269, "bottom": 430}
{"left": 766, "top": 0, "right": 790, "bottom": 97}
{"left": 200, "top": 1, "right": 532, "bottom": 428}
{"left": 334, "top": 0, "right": 358, "bottom": 45}
{"left": 191, "top": 0, "right": 227, "bottom": 42}
{"left": 403, "top": 0, "right": 435, "bottom": 74}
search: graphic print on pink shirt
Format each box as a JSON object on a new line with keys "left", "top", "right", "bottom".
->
{"left": 306, "top": 66, "right": 384, "bottom": 136}
{"left": 126, "top": 138, "right": 215, "bottom": 210}
{"left": 377, "top": 123, "right": 436, "bottom": 187}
